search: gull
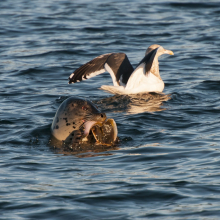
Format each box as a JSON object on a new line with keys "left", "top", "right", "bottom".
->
{"left": 68, "top": 44, "right": 174, "bottom": 94}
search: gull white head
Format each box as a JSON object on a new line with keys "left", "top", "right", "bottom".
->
{"left": 144, "top": 44, "right": 174, "bottom": 80}
{"left": 145, "top": 44, "right": 174, "bottom": 57}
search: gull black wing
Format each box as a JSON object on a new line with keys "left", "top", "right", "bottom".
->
{"left": 136, "top": 48, "right": 158, "bottom": 75}
{"left": 68, "top": 53, "right": 134, "bottom": 86}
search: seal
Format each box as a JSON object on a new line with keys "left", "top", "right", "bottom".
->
{"left": 51, "top": 97, "right": 117, "bottom": 146}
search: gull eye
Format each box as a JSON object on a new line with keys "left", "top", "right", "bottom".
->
{"left": 82, "top": 106, "right": 88, "bottom": 111}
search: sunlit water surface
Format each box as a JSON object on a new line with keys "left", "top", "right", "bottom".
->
{"left": 1, "top": 0, "right": 220, "bottom": 219}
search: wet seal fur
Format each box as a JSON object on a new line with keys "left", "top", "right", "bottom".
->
{"left": 51, "top": 97, "right": 117, "bottom": 149}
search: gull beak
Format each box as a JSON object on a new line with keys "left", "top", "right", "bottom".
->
{"left": 164, "top": 49, "right": 174, "bottom": 55}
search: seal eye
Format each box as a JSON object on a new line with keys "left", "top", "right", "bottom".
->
{"left": 82, "top": 106, "right": 88, "bottom": 111}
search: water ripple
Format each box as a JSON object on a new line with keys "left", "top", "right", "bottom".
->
{"left": 1, "top": 0, "right": 220, "bottom": 219}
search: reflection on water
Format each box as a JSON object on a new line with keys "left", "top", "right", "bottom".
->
{"left": 127, "top": 92, "right": 170, "bottom": 114}
{"left": 96, "top": 92, "right": 171, "bottom": 114}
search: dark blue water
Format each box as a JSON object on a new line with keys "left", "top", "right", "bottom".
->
{"left": 1, "top": 0, "right": 220, "bottom": 219}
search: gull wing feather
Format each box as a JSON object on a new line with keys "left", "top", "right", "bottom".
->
{"left": 125, "top": 48, "right": 158, "bottom": 90}
{"left": 68, "top": 53, "right": 134, "bottom": 86}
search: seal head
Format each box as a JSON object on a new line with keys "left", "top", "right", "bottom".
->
{"left": 51, "top": 97, "right": 106, "bottom": 143}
